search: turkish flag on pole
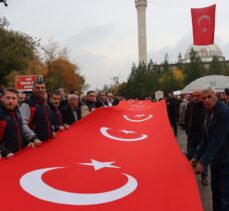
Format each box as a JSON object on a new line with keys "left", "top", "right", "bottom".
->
{"left": 191, "top": 4, "right": 216, "bottom": 45}
{"left": 0, "top": 100, "right": 203, "bottom": 211}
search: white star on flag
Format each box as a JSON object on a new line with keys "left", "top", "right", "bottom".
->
{"left": 79, "top": 159, "right": 120, "bottom": 171}
{"left": 119, "top": 130, "right": 136, "bottom": 134}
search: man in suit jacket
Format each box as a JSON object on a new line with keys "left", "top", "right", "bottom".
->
{"left": 95, "top": 91, "right": 107, "bottom": 108}
{"left": 62, "top": 94, "right": 81, "bottom": 125}
{"left": 105, "top": 92, "right": 119, "bottom": 106}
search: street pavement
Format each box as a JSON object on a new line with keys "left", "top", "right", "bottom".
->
{"left": 176, "top": 126, "right": 213, "bottom": 211}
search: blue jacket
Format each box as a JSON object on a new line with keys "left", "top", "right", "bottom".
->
{"left": 195, "top": 101, "right": 229, "bottom": 166}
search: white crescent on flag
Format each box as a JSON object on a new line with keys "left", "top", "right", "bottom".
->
{"left": 198, "top": 15, "right": 211, "bottom": 32}
{"left": 123, "top": 114, "right": 153, "bottom": 122}
{"left": 100, "top": 127, "right": 148, "bottom": 142}
{"left": 20, "top": 166, "right": 138, "bottom": 205}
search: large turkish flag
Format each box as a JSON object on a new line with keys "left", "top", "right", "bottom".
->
{"left": 191, "top": 4, "right": 216, "bottom": 46}
{"left": 0, "top": 100, "right": 203, "bottom": 211}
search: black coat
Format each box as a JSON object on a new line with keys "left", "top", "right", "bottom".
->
{"left": 25, "top": 96, "right": 53, "bottom": 141}
{"left": 50, "top": 105, "right": 63, "bottom": 132}
{"left": 195, "top": 101, "right": 229, "bottom": 166}
{"left": 185, "top": 101, "right": 206, "bottom": 136}
{"left": 61, "top": 104, "right": 81, "bottom": 125}
{"left": 0, "top": 105, "right": 26, "bottom": 156}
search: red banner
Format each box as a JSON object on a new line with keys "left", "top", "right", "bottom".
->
{"left": 191, "top": 4, "right": 216, "bottom": 46}
{"left": 15, "top": 75, "right": 42, "bottom": 91}
{"left": 0, "top": 100, "right": 203, "bottom": 211}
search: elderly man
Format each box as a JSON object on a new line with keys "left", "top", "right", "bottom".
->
{"left": 191, "top": 87, "right": 229, "bottom": 211}
{"left": 0, "top": 88, "right": 36, "bottom": 158}
{"left": 61, "top": 94, "right": 81, "bottom": 125}
{"left": 105, "top": 92, "right": 119, "bottom": 106}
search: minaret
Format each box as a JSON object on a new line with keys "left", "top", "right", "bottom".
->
{"left": 135, "top": 0, "right": 147, "bottom": 64}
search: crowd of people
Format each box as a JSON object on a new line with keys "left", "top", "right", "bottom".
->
{"left": 0, "top": 79, "right": 229, "bottom": 211}
{"left": 0, "top": 79, "right": 120, "bottom": 158}
{"left": 166, "top": 87, "right": 229, "bottom": 211}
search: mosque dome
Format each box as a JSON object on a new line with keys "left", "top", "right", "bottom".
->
{"left": 183, "top": 44, "right": 225, "bottom": 63}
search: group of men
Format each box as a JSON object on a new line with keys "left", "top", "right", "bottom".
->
{"left": 1, "top": 80, "right": 228, "bottom": 211}
{"left": 0, "top": 79, "right": 118, "bottom": 158}
{"left": 167, "top": 86, "right": 229, "bottom": 211}
{"left": 184, "top": 87, "right": 229, "bottom": 211}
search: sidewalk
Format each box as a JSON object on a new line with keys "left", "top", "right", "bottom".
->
{"left": 176, "top": 126, "right": 213, "bottom": 211}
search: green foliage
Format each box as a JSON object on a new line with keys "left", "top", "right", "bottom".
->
{"left": 222, "top": 61, "right": 229, "bottom": 76}
{"left": 208, "top": 56, "right": 222, "bottom": 75}
{"left": 0, "top": 17, "right": 85, "bottom": 91}
{"left": 125, "top": 61, "right": 162, "bottom": 99}
{"left": 0, "top": 17, "right": 40, "bottom": 84}
{"left": 184, "top": 48, "right": 205, "bottom": 84}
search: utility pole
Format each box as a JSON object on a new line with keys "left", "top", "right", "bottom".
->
{"left": 111, "top": 76, "right": 119, "bottom": 85}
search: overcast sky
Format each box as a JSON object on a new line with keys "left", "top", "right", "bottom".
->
{"left": 1, "top": 0, "right": 229, "bottom": 90}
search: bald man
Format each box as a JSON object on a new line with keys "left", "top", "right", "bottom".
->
{"left": 185, "top": 88, "right": 208, "bottom": 185}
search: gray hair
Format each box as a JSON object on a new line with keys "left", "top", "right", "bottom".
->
{"left": 68, "top": 94, "right": 79, "bottom": 101}
{"left": 202, "top": 86, "right": 216, "bottom": 94}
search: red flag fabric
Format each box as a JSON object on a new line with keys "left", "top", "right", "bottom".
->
{"left": 0, "top": 100, "right": 203, "bottom": 211}
{"left": 191, "top": 4, "right": 216, "bottom": 45}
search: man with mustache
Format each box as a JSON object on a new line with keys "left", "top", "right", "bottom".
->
{"left": 49, "top": 91, "right": 69, "bottom": 131}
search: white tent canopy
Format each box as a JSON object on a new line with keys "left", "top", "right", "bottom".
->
{"left": 181, "top": 75, "right": 229, "bottom": 94}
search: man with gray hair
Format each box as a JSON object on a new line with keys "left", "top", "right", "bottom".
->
{"left": 191, "top": 86, "right": 229, "bottom": 211}
{"left": 61, "top": 94, "right": 81, "bottom": 125}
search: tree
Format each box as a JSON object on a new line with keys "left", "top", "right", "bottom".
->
{"left": 163, "top": 53, "right": 170, "bottom": 73}
{"left": 125, "top": 61, "right": 161, "bottom": 99}
{"left": 184, "top": 48, "right": 205, "bottom": 84}
{"left": 41, "top": 41, "right": 85, "bottom": 93}
{"left": 44, "top": 58, "right": 85, "bottom": 93}
{"left": 159, "top": 68, "right": 184, "bottom": 94}
{"left": 0, "top": 17, "right": 40, "bottom": 84}
{"left": 208, "top": 56, "right": 222, "bottom": 75}
{"left": 222, "top": 61, "right": 229, "bottom": 76}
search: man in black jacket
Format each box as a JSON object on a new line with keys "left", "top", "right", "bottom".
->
{"left": 62, "top": 94, "right": 81, "bottom": 125}
{"left": 185, "top": 88, "right": 208, "bottom": 185}
{"left": 166, "top": 91, "right": 178, "bottom": 136}
{"left": 0, "top": 88, "right": 36, "bottom": 158}
{"left": 95, "top": 91, "right": 107, "bottom": 108}
{"left": 20, "top": 79, "right": 53, "bottom": 143}
{"left": 49, "top": 91, "right": 69, "bottom": 132}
